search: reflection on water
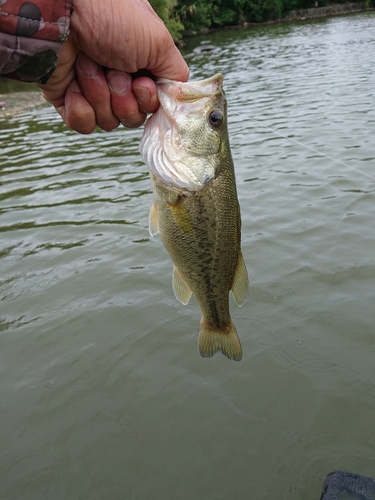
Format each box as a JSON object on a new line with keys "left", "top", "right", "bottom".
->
{"left": 1, "top": 12, "right": 375, "bottom": 500}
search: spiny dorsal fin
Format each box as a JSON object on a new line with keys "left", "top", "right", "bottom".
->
{"left": 231, "top": 252, "right": 249, "bottom": 307}
{"left": 148, "top": 202, "right": 159, "bottom": 237}
{"left": 172, "top": 266, "right": 192, "bottom": 305}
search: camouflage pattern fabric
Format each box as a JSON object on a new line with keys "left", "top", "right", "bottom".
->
{"left": 0, "top": 0, "right": 72, "bottom": 83}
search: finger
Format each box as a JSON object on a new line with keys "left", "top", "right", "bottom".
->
{"left": 37, "top": 36, "right": 78, "bottom": 109}
{"left": 76, "top": 53, "right": 120, "bottom": 132}
{"left": 132, "top": 76, "right": 159, "bottom": 115}
{"left": 148, "top": 41, "right": 190, "bottom": 82}
{"left": 106, "top": 70, "right": 147, "bottom": 129}
{"left": 63, "top": 78, "right": 97, "bottom": 134}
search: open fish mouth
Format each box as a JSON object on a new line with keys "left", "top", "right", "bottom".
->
{"left": 154, "top": 73, "right": 224, "bottom": 133}
{"left": 140, "top": 74, "right": 226, "bottom": 191}
{"left": 157, "top": 73, "right": 224, "bottom": 102}
{"left": 155, "top": 74, "right": 224, "bottom": 126}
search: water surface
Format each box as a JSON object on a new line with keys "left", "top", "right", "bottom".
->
{"left": 1, "top": 12, "right": 375, "bottom": 500}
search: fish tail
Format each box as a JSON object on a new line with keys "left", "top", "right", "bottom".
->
{"left": 198, "top": 319, "right": 243, "bottom": 361}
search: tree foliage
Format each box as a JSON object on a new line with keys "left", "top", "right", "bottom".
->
{"left": 149, "top": 0, "right": 185, "bottom": 40}
{"left": 149, "top": 0, "right": 366, "bottom": 39}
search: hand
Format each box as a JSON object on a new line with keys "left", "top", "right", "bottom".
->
{"left": 38, "top": 0, "right": 189, "bottom": 134}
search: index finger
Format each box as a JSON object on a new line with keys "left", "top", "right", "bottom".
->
{"left": 132, "top": 77, "right": 159, "bottom": 115}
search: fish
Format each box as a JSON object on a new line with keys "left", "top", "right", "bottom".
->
{"left": 139, "top": 74, "right": 249, "bottom": 361}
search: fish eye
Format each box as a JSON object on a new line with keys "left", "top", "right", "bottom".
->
{"left": 208, "top": 109, "right": 223, "bottom": 128}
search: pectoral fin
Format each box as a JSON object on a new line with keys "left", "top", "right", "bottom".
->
{"left": 148, "top": 202, "right": 159, "bottom": 237}
{"left": 231, "top": 252, "right": 249, "bottom": 307}
{"left": 172, "top": 266, "right": 192, "bottom": 305}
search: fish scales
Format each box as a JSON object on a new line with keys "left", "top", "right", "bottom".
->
{"left": 140, "top": 74, "right": 249, "bottom": 361}
{"left": 154, "top": 165, "right": 239, "bottom": 328}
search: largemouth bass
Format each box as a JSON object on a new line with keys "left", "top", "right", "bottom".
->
{"left": 140, "top": 74, "right": 248, "bottom": 361}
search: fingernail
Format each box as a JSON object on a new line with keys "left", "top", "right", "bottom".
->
{"left": 133, "top": 86, "right": 151, "bottom": 103}
{"left": 78, "top": 53, "right": 99, "bottom": 77}
{"left": 69, "top": 78, "right": 81, "bottom": 93}
{"left": 107, "top": 71, "right": 130, "bottom": 95}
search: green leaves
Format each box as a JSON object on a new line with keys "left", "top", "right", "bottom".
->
{"left": 150, "top": 0, "right": 365, "bottom": 40}
{"left": 149, "top": 0, "right": 185, "bottom": 39}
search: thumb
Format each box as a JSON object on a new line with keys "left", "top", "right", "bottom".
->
{"left": 150, "top": 43, "right": 189, "bottom": 82}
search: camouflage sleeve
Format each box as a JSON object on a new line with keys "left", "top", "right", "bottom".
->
{"left": 0, "top": 0, "right": 72, "bottom": 84}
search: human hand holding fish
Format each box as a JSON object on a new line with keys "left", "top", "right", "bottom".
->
{"left": 140, "top": 74, "right": 249, "bottom": 361}
{"left": 38, "top": 0, "right": 189, "bottom": 134}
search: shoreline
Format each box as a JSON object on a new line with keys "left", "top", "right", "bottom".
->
{"left": 280, "top": 1, "right": 374, "bottom": 22}
{"left": 0, "top": 90, "right": 48, "bottom": 118}
{"left": 182, "top": 2, "right": 374, "bottom": 36}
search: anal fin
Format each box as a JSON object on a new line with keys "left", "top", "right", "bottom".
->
{"left": 231, "top": 251, "right": 249, "bottom": 307}
{"left": 172, "top": 266, "right": 192, "bottom": 305}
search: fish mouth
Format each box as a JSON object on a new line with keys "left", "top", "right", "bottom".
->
{"left": 157, "top": 73, "right": 224, "bottom": 103}
{"left": 154, "top": 73, "right": 224, "bottom": 142}
{"left": 140, "top": 74, "right": 225, "bottom": 191}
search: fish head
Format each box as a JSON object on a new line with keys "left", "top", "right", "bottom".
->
{"left": 140, "top": 74, "right": 228, "bottom": 191}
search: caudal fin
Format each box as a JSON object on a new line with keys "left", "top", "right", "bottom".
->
{"left": 198, "top": 319, "right": 243, "bottom": 361}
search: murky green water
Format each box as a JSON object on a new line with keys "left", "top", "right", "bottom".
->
{"left": 1, "top": 12, "right": 375, "bottom": 500}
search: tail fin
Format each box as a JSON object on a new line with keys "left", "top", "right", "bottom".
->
{"left": 198, "top": 319, "right": 243, "bottom": 361}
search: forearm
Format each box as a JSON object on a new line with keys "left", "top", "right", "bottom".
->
{"left": 0, "top": 0, "right": 72, "bottom": 83}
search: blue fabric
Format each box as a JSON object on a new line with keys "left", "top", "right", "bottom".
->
{"left": 321, "top": 471, "right": 375, "bottom": 500}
